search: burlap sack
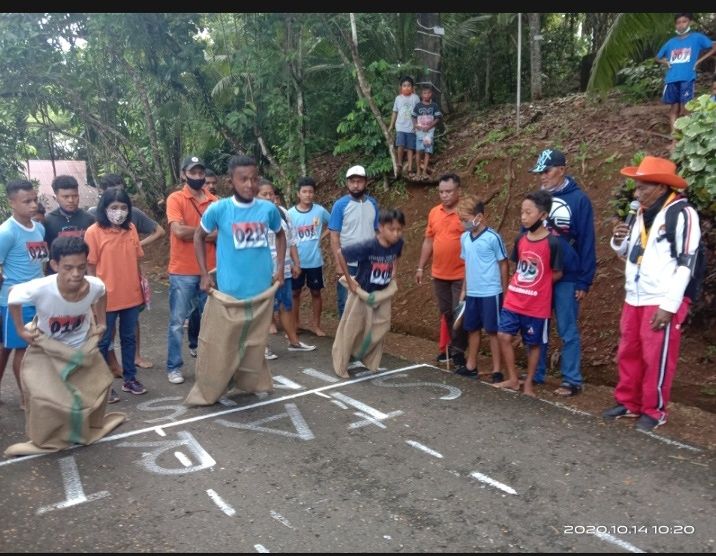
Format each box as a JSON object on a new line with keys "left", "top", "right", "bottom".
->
{"left": 4, "top": 324, "right": 126, "bottom": 457}
{"left": 332, "top": 278, "right": 398, "bottom": 378}
{"left": 184, "top": 282, "right": 279, "bottom": 406}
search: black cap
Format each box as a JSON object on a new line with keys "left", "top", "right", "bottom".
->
{"left": 181, "top": 155, "right": 205, "bottom": 172}
{"left": 530, "top": 149, "right": 566, "bottom": 173}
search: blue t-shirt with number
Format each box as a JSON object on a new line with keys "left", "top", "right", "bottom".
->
{"left": 657, "top": 32, "right": 714, "bottom": 83}
{"left": 341, "top": 237, "right": 403, "bottom": 293}
{"left": 201, "top": 197, "right": 282, "bottom": 300}
{"left": 0, "top": 217, "right": 47, "bottom": 306}
{"left": 287, "top": 203, "right": 330, "bottom": 269}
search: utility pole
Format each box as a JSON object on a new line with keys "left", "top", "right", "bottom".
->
{"left": 516, "top": 13, "right": 522, "bottom": 130}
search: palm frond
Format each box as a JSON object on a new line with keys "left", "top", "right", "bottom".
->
{"left": 587, "top": 13, "right": 674, "bottom": 93}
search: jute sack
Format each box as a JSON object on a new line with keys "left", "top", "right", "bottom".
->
{"left": 332, "top": 278, "right": 398, "bottom": 378}
{"left": 184, "top": 282, "right": 279, "bottom": 406}
{"left": 4, "top": 323, "right": 126, "bottom": 457}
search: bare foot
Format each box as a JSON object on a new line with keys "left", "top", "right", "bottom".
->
{"left": 269, "top": 324, "right": 278, "bottom": 334}
{"left": 135, "top": 357, "right": 154, "bottom": 369}
{"left": 492, "top": 379, "right": 520, "bottom": 391}
{"left": 522, "top": 386, "right": 536, "bottom": 398}
{"left": 110, "top": 365, "right": 123, "bottom": 379}
{"left": 312, "top": 327, "right": 327, "bottom": 337}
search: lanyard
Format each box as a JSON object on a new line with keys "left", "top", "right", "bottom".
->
{"left": 637, "top": 192, "right": 677, "bottom": 266}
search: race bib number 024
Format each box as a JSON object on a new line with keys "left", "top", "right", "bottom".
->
{"left": 26, "top": 241, "right": 49, "bottom": 262}
{"left": 232, "top": 222, "right": 268, "bottom": 250}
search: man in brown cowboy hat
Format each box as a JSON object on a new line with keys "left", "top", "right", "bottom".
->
{"left": 603, "top": 155, "right": 701, "bottom": 432}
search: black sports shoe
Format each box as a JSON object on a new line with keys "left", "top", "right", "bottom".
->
{"left": 602, "top": 404, "right": 638, "bottom": 421}
{"left": 451, "top": 351, "right": 466, "bottom": 367}
{"left": 635, "top": 414, "right": 665, "bottom": 432}
{"left": 454, "top": 366, "right": 478, "bottom": 378}
{"left": 436, "top": 352, "right": 452, "bottom": 364}
{"left": 491, "top": 372, "right": 504, "bottom": 384}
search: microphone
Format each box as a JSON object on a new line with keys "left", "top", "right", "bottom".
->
{"left": 624, "top": 200, "right": 640, "bottom": 228}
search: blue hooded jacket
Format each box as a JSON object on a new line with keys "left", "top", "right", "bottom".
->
{"left": 546, "top": 176, "right": 596, "bottom": 291}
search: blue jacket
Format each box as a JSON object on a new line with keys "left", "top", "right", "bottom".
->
{"left": 546, "top": 177, "right": 596, "bottom": 291}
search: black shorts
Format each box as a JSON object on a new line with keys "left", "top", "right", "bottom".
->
{"left": 292, "top": 267, "right": 324, "bottom": 291}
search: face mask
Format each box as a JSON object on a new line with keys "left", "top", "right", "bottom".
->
{"left": 528, "top": 219, "right": 545, "bottom": 233}
{"left": 675, "top": 26, "right": 691, "bottom": 35}
{"left": 107, "top": 209, "right": 128, "bottom": 226}
{"left": 187, "top": 177, "right": 206, "bottom": 190}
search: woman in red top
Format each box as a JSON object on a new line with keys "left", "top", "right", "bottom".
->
{"left": 85, "top": 187, "right": 146, "bottom": 399}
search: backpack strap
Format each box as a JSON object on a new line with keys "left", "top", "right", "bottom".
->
{"left": 663, "top": 197, "right": 689, "bottom": 260}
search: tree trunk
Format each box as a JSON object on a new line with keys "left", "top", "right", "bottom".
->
{"left": 286, "top": 15, "right": 307, "bottom": 177}
{"left": 414, "top": 13, "right": 445, "bottom": 112}
{"left": 528, "top": 13, "right": 543, "bottom": 101}
{"left": 346, "top": 14, "right": 399, "bottom": 178}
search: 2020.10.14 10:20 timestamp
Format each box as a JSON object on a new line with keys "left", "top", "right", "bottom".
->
{"left": 563, "top": 525, "right": 695, "bottom": 535}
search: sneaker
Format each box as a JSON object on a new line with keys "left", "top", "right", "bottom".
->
{"left": 454, "top": 366, "right": 478, "bottom": 378}
{"left": 189, "top": 347, "right": 198, "bottom": 358}
{"left": 264, "top": 347, "right": 278, "bottom": 360}
{"left": 108, "top": 388, "right": 120, "bottom": 404}
{"left": 452, "top": 351, "right": 466, "bottom": 367}
{"left": 122, "top": 379, "right": 147, "bottom": 395}
{"left": 602, "top": 404, "right": 638, "bottom": 421}
{"left": 436, "top": 352, "right": 452, "bottom": 364}
{"left": 491, "top": 372, "right": 504, "bottom": 384}
{"left": 287, "top": 341, "right": 317, "bottom": 352}
{"left": 347, "top": 360, "right": 367, "bottom": 370}
{"left": 635, "top": 414, "right": 665, "bottom": 432}
{"left": 167, "top": 370, "right": 185, "bottom": 384}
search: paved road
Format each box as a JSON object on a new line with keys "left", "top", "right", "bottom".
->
{"left": 0, "top": 281, "right": 714, "bottom": 553}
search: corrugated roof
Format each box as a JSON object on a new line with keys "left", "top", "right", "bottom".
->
{"left": 22, "top": 160, "right": 100, "bottom": 212}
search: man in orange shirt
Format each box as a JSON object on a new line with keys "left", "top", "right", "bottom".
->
{"left": 415, "top": 173, "right": 466, "bottom": 365}
{"left": 165, "top": 156, "right": 217, "bottom": 385}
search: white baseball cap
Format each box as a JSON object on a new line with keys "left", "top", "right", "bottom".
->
{"left": 345, "top": 165, "right": 366, "bottom": 178}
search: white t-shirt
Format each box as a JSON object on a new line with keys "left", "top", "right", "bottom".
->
{"left": 8, "top": 275, "right": 106, "bottom": 348}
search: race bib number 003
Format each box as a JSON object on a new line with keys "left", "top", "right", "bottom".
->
{"left": 232, "top": 222, "right": 268, "bottom": 250}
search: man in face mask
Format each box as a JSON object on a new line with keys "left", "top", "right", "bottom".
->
{"left": 164, "top": 156, "right": 218, "bottom": 385}
{"left": 328, "top": 165, "right": 380, "bottom": 318}
{"left": 655, "top": 13, "right": 716, "bottom": 134}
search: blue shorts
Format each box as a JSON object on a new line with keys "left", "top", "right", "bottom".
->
{"left": 662, "top": 80, "right": 695, "bottom": 105}
{"left": 395, "top": 131, "right": 416, "bottom": 151}
{"left": 464, "top": 294, "right": 502, "bottom": 333}
{"left": 292, "top": 267, "right": 324, "bottom": 291}
{"left": 497, "top": 308, "right": 548, "bottom": 346}
{"left": 2, "top": 305, "right": 37, "bottom": 349}
{"left": 274, "top": 278, "right": 293, "bottom": 312}
{"left": 415, "top": 130, "right": 434, "bottom": 154}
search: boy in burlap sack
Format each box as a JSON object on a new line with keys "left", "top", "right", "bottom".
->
{"left": 189, "top": 154, "right": 286, "bottom": 405}
{"left": 332, "top": 209, "right": 404, "bottom": 378}
{"left": 4, "top": 237, "right": 126, "bottom": 456}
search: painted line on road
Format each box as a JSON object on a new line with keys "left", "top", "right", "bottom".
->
{"left": 36, "top": 456, "right": 110, "bottom": 515}
{"left": 331, "top": 400, "right": 348, "bottom": 409}
{"left": 469, "top": 471, "right": 517, "bottom": 495}
{"left": 405, "top": 440, "right": 443, "bottom": 459}
{"left": 174, "top": 451, "right": 192, "bottom": 467}
{"left": 312, "top": 391, "right": 332, "bottom": 399}
{"left": 637, "top": 430, "right": 702, "bottom": 452}
{"left": 0, "top": 364, "right": 429, "bottom": 468}
{"left": 206, "top": 489, "right": 236, "bottom": 517}
{"left": 254, "top": 545, "right": 270, "bottom": 553}
{"left": 591, "top": 531, "right": 645, "bottom": 553}
{"left": 331, "top": 392, "right": 389, "bottom": 420}
{"left": 349, "top": 410, "right": 403, "bottom": 430}
{"left": 270, "top": 510, "right": 295, "bottom": 529}
{"left": 302, "top": 368, "right": 339, "bottom": 382}
{"left": 154, "top": 427, "right": 166, "bottom": 437}
{"left": 539, "top": 399, "right": 593, "bottom": 417}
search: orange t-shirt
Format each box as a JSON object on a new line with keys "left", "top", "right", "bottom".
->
{"left": 425, "top": 204, "right": 465, "bottom": 280}
{"left": 166, "top": 186, "right": 217, "bottom": 275}
{"left": 85, "top": 223, "right": 144, "bottom": 311}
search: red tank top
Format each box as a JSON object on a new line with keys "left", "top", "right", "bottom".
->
{"left": 503, "top": 234, "right": 555, "bottom": 318}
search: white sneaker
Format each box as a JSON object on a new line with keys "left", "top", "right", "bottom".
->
{"left": 265, "top": 347, "right": 278, "bottom": 360}
{"left": 346, "top": 360, "right": 366, "bottom": 370}
{"left": 287, "top": 341, "right": 317, "bottom": 352}
{"left": 167, "top": 370, "right": 185, "bottom": 384}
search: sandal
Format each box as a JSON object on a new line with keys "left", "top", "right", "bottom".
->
{"left": 553, "top": 383, "right": 582, "bottom": 397}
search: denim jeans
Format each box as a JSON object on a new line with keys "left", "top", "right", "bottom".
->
{"left": 187, "top": 306, "right": 201, "bottom": 350}
{"left": 99, "top": 305, "right": 141, "bottom": 383}
{"left": 167, "top": 274, "right": 207, "bottom": 373}
{"left": 336, "top": 264, "right": 358, "bottom": 318}
{"left": 535, "top": 280, "right": 582, "bottom": 386}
